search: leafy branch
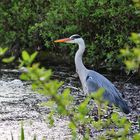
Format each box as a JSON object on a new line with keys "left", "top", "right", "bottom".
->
{"left": 19, "top": 51, "right": 140, "bottom": 140}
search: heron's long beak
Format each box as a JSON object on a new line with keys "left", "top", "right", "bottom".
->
{"left": 54, "top": 38, "right": 72, "bottom": 43}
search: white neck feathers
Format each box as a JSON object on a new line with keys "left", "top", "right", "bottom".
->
{"left": 75, "top": 40, "right": 86, "bottom": 74}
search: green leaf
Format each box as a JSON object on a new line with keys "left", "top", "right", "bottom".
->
{"left": 22, "top": 51, "right": 30, "bottom": 61}
{"left": 0, "top": 47, "right": 8, "bottom": 56}
{"left": 30, "top": 52, "right": 38, "bottom": 63}
{"left": 92, "top": 120, "right": 103, "bottom": 130}
{"left": 91, "top": 88, "right": 105, "bottom": 101}
{"left": 20, "top": 73, "right": 29, "bottom": 80}
{"left": 2, "top": 56, "right": 15, "bottom": 63}
{"left": 134, "top": 133, "right": 140, "bottom": 140}
{"left": 78, "top": 97, "right": 90, "bottom": 115}
{"left": 125, "top": 60, "right": 136, "bottom": 70}
{"left": 40, "top": 101, "right": 55, "bottom": 107}
{"left": 48, "top": 112, "right": 54, "bottom": 127}
{"left": 69, "top": 121, "right": 76, "bottom": 130}
{"left": 20, "top": 123, "right": 24, "bottom": 140}
{"left": 139, "top": 118, "right": 140, "bottom": 131}
{"left": 33, "top": 135, "right": 37, "bottom": 140}
{"left": 120, "top": 117, "right": 127, "bottom": 125}
{"left": 111, "top": 112, "right": 119, "bottom": 123}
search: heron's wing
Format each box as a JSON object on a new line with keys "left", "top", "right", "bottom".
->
{"left": 86, "top": 76, "right": 99, "bottom": 93}
{"left": 86, "top": 70, "right": 130, "bottom": 114}
{"left": 86, "top": 70, "right": 122, "bottom": 97}
{"left": 86, "top": 75, "right": 116, "bottom": 103}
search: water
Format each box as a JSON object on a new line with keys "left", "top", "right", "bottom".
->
{"left": 0, "top": 68, "right": 139, "bottom": 139}
{"left": 0, "top": 69, "right": 71, "bottom": 140}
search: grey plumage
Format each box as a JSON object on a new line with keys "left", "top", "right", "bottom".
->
{"left": 86, "top": 70, "right": 130, "bottom": 114}
{"left": 54, "top": 34, "right": 130, "bottom": 114}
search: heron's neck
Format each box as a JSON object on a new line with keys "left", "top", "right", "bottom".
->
{"left": 75, "top": 41, "right": 87, "bottom": 74}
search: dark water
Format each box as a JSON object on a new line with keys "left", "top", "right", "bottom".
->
{"left": 0, "top": 68, "right": 139, "bottom": 139}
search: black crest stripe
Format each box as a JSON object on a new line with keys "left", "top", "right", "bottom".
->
{"left": 71, "top": 34, "right": 81, "bottom": 39}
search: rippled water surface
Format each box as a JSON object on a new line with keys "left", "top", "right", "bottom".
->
{"left": 0, "top": 68, "right": 139, "bottom": 140}
{"left": 0, "top": 69, "right": 72, "bottom": 140}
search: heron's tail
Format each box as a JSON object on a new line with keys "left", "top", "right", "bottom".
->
{"left": 115, "top": 97, "right": 130, "bottom": 114}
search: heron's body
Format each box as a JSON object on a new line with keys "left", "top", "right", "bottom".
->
{"left": 54, "top": 34, "right": 130, "bottom": 114}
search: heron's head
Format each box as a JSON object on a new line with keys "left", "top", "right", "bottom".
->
{"left": 54, "top": 34, "right": 84, "bottom": 44}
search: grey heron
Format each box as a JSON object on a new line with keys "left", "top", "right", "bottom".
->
{"left": 54, "top": 34, "right": 130, "bottom": 114}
